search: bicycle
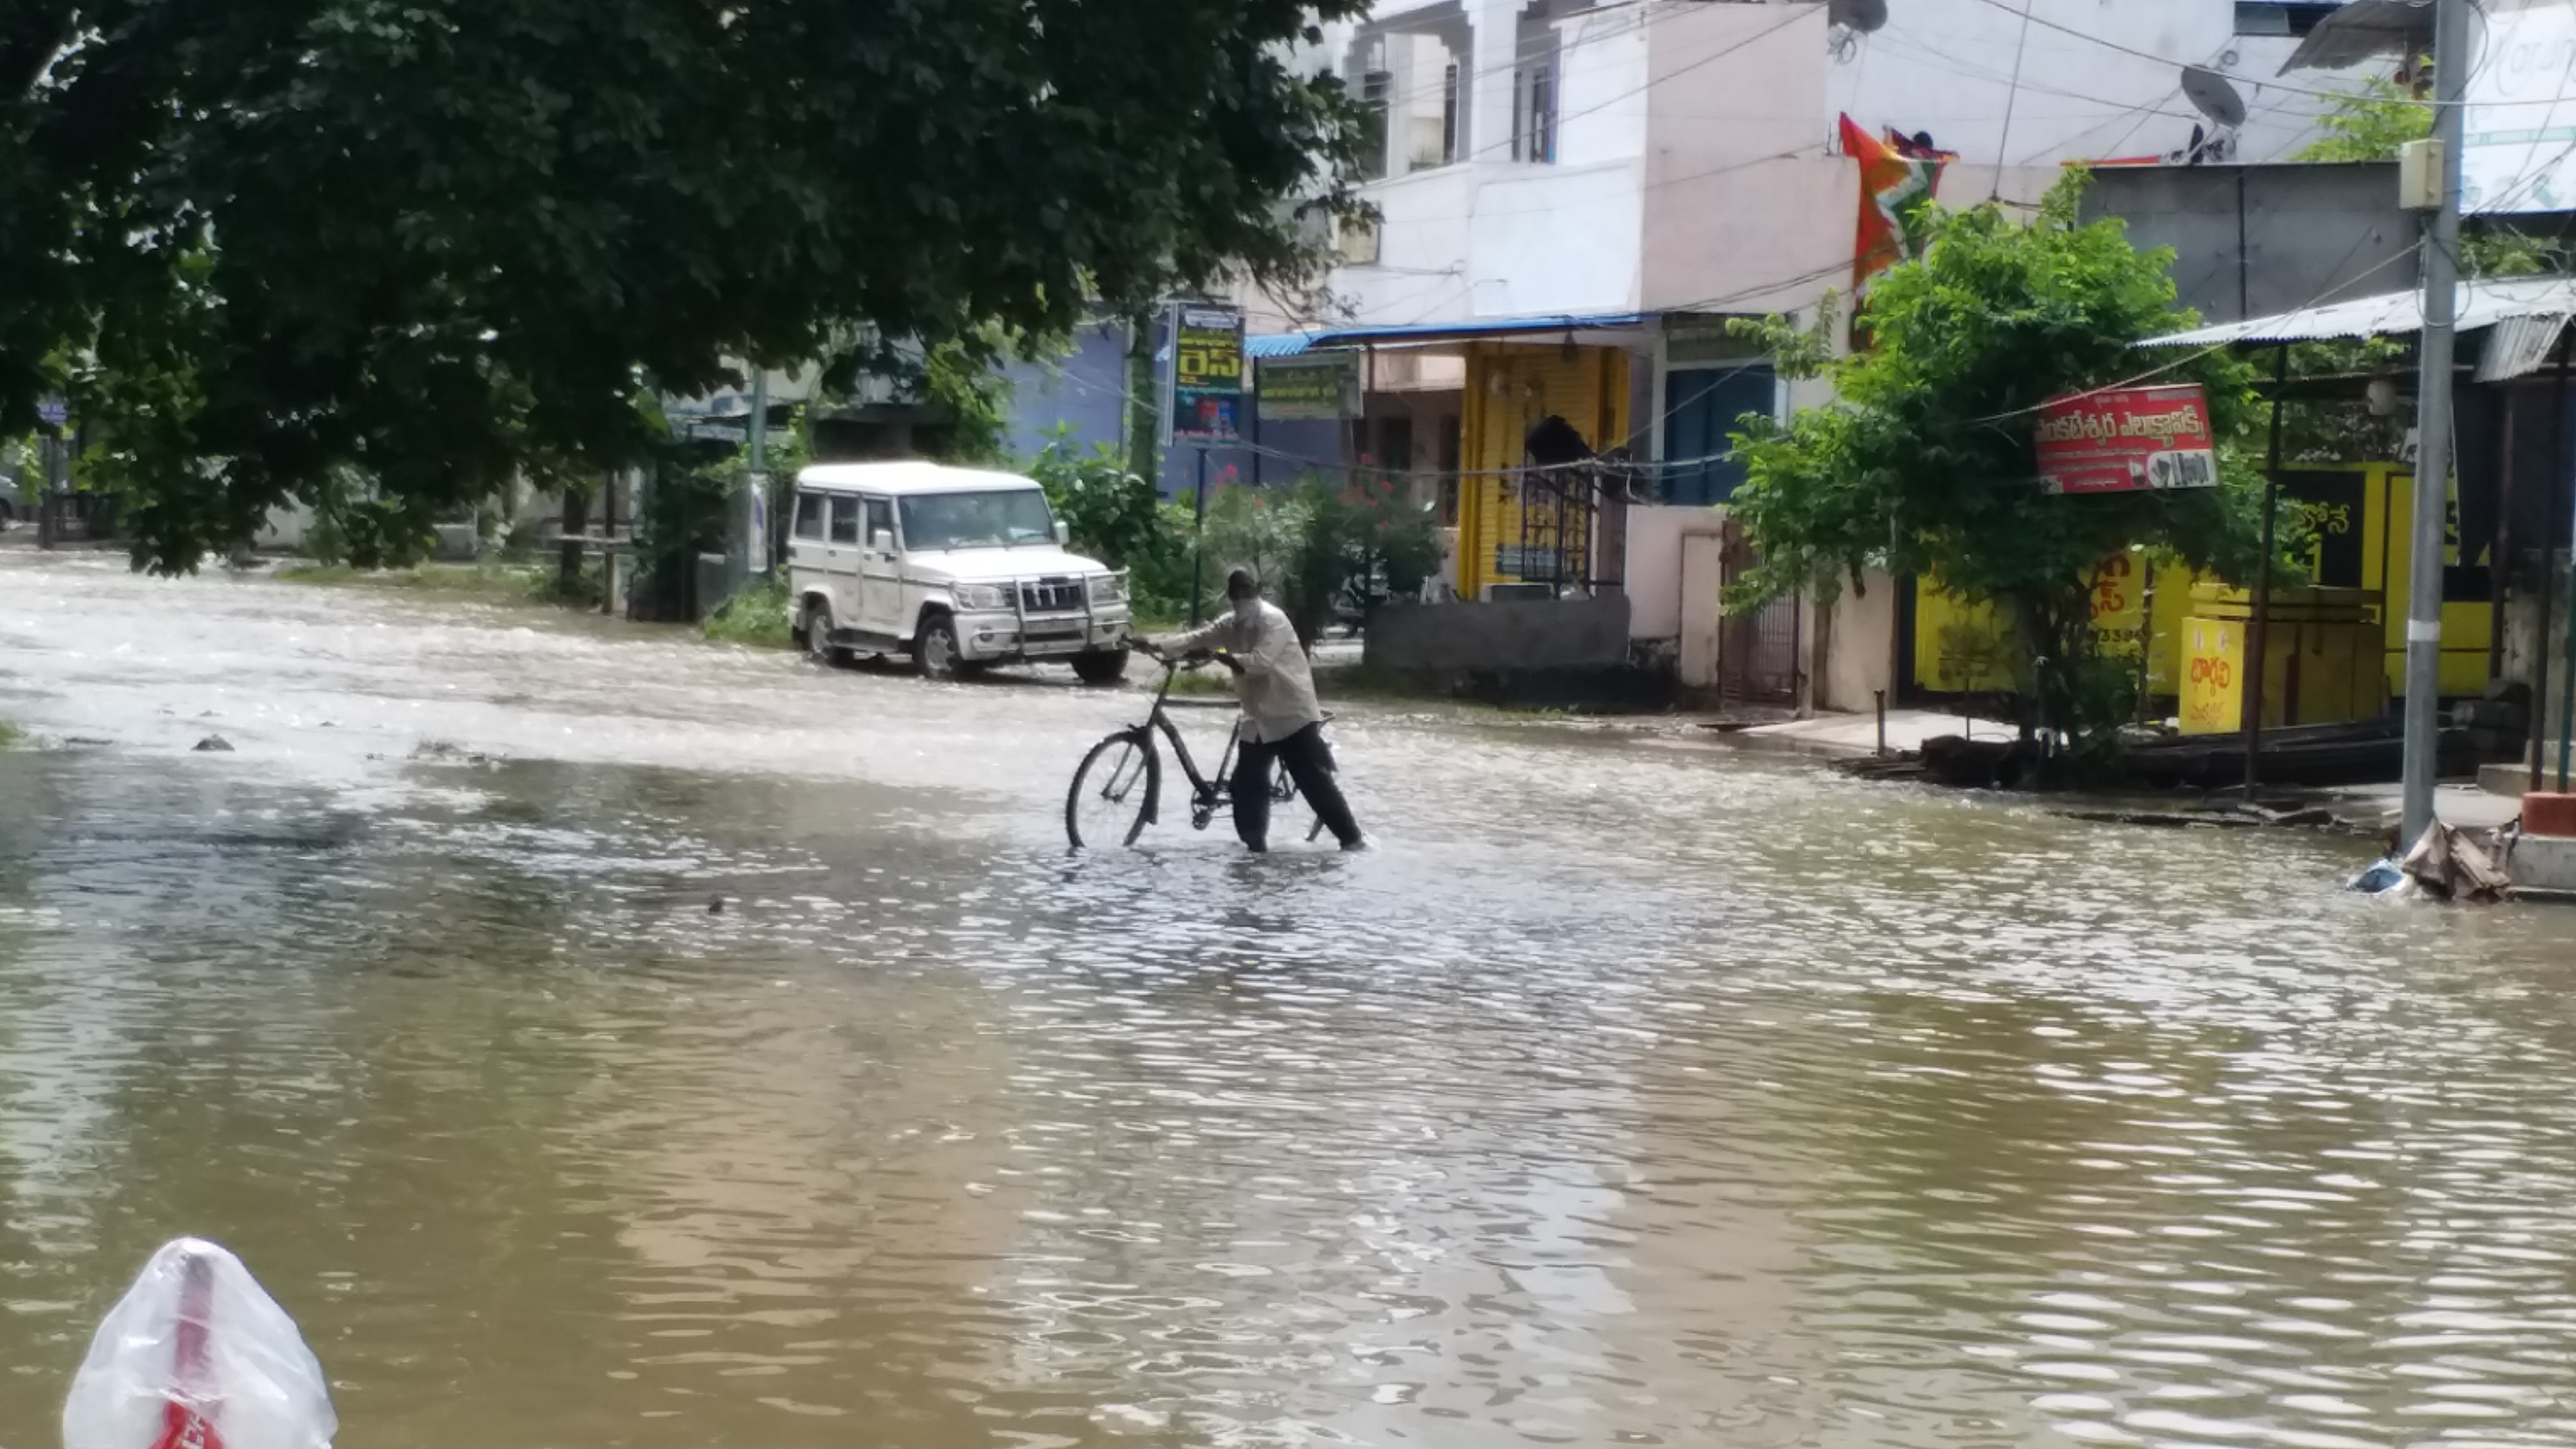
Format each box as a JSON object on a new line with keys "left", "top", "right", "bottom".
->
{"left": 1065, "top": 650, "right": 1334, "bottom": 850}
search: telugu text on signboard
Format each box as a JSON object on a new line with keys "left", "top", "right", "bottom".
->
{"left": 2034, "top": 384, "right": 2218, "bottom": 495}
{"left": 1255, "top": 353, "right": 1358, "bottom": 422}
{"left": 1169, "top": 305, "right": 1244, "bottom": 442}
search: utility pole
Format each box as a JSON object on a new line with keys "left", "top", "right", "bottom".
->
{"left": 2399, "top": 0, "right": 2471, "bottom": 847}
{"left": 742, "top": 366, "right": 770, "bottom": 581}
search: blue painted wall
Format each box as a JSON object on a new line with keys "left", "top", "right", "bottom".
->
{"left": 1001, "top": 325, "right": 1129, "bottom": 465}
{"left": 998, "top": 322, "right": 1351, "bottom": 501}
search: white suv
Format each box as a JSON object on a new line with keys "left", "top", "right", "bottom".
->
{"left": 785, "top": 461, "right": 1133, "bottom": 683}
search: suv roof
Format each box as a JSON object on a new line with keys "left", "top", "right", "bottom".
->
{"left": 797, "top": 461, "right": 1038, "bottom": 496}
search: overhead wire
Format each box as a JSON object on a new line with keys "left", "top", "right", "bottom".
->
{"left": 1990, "top": 0, "right": 2038, "bottom": 200}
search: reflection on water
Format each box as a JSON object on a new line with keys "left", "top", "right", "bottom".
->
{"left": 4, "top": 551, "right": 2576, "bottom": 1447}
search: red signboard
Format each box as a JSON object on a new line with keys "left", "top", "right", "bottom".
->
{"left": 2034, "top": 384, "right": 2218, "bottom": 495}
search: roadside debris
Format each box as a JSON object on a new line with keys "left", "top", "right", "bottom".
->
{"left": 2347, "top": 822, "right": 2515, "bottom": 902}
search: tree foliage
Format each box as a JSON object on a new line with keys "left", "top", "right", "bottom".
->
{"left": 2294, "top": 71, "right": 2431, "bottom": 163}
{"left": 3, "top": 0, "right": 1366, "bottom": 571}
{"left": 2290, "top": 63, "right": 2563, "bottom": 276}
{"left": 1727, "top": 177, "right": 2273, "bottom": 746}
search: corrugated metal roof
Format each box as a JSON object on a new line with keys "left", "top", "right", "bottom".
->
{"left": 2145, "top": 275, "right": 2576, "bottom": 347}
{"left": 1244, "top": 311, "right": 1656, "bottom": 359}
{"left": 2474, "top": 312, "right": 2569, "bottom": 382}
{"left": 2277, "top": 0, "right": 2436, "bottom": 75}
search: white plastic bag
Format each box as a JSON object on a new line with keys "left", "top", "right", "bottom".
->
{"left": 62, "top": 1237, "right": 336, "bottom": 1449}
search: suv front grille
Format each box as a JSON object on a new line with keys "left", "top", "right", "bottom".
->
{"left": 1019, "top": 580, "right": 1083, "bottom": 613}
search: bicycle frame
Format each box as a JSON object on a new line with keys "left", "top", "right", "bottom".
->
{"left": 1130, "top": 657, "right": 1295, "bottom": 817}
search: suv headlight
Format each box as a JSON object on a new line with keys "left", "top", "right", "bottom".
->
{"left": 1088, "top": 573, "right": 1127, "bottom": 604}
{"left": 951, "top": 583, "right": 1009, "bottom": 610}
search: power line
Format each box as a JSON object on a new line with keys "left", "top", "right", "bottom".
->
{"left": 1950, "top": 0, "right": 2498, "bottom": 112}
{"left": 1990, "top": 0, "right": 2038, "bottom": 201}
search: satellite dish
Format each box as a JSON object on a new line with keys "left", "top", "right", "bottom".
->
{"left": 1829, "top": 0, "right": 1890, "bottom": 32}
{"left": 2182, "top": 65, "right": 2248, "bottom": 129}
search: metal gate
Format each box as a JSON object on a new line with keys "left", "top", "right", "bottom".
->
{"left": 1717, "top": 521, "right": 1802, "bottom": 705}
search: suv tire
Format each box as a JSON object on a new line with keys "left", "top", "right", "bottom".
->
{"left": 915, "top": 613, "right": 983, "bottom": 681}
{"left": 804, "top": 601, "right": 844, "bottom": 667}
{"left": 1072, "top": 646, "right": 1131, "bottom": 686}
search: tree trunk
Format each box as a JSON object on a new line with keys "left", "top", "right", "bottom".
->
{"left": 558, "top": 487, "right": 590, "bottom": 593}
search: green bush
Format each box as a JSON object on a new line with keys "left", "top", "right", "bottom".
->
{"left": 1023, "top": 441, "right": 1443, "bottom": 640}
{"left": 1188, "top": 474, "right": 1441, "bottom": 645}
{"left": 1029, "top": 430, "right": 1197, "bottom": 622}
{"left": 527, "top": 558, "right": 605, "bottom": 609}
{"left": 703, "top": 576, "right": 792, "bottom": 648}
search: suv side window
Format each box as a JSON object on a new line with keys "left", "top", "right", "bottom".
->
{"left": 865, "top": 498, "right": 895, "bottom": 550}
{"left": 793, "top": 491, "right": 826, "bottom": 541}
{"left": 828, "top": 495, "right": 862, "bottom": 544}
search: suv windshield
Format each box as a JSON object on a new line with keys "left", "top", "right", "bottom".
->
{"left": 899, "top": 489, "right": 1055, "bottom": 550}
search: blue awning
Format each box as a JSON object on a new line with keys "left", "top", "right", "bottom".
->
{"left": 1246, "top": 311, "right": 1657, "bottom": 359}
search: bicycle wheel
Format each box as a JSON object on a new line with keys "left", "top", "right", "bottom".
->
{"left": 1067, "top": 729, "right": 1160, "bottom": 849}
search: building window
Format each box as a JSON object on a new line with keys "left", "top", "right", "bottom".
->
{"left": 1441, "top": 61, "right": 1461, "bottom": 168}
{"left": 1352, "top": 29, "right": 1464, "bottom": 178}
{"left": 1376, "top": 414, "right": 1415, "bottom": 482}
{"left": 2234, "top": 2, "right": 2338, "bottom": 37}
{"left": 1357, "top": 46, "right": 1391, "bottom": 183}
{"left": 1512, "top": 11, "right": 1560, "bottom": 165}
{"left": 1513, "top": 56, "right": 1557, "bottom": 164}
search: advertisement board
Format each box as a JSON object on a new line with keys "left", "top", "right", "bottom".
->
{"left": 2464, "top": 0, "right": 2576, "bottom": 214}
{"left": 2034, "top": 384, "right": 2218, "bottom": 495}
{"left": 1256, "top": 353, "right": 1358, "bottom": 422}
{"left": 1167, "top": 305, "right": 1244, "bottom": 443}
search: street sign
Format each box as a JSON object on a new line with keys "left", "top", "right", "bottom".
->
{"left": 1256, "top": 352, "right": 1358, "bottom": 422}
{"left": 2034, "top": 384, "right": 2218, "bottom": 494}
{"left": 2464, "top": 0, "right": 2576, "bottom": 214}
{"left": 1167, "top": 305, "right": 1244, "bottom": 442}
{"left": 36, "top": 396, "right": 68, "bottom": 428}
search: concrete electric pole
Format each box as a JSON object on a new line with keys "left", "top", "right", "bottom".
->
{"left": 2399, "top": 0, "right": 2473, "bottom": 846}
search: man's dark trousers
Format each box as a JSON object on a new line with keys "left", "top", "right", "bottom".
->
{"left": 1230, "top": 722, "right": 1361, "bottom": 850}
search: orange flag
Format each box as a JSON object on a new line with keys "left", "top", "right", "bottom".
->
{"left": 1840, "top": 113, "right": 1951, "bottom": 297}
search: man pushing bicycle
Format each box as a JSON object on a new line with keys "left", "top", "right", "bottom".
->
{"left": 1142, "top": 567, "right": 1367, "bottom": 853}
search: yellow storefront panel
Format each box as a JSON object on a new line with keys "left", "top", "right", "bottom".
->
{"left": 1455, "top": 344, "right": 1630, "bottom": 599}
{"left": 2180, "top": 618, "right": 2244, "bottom": 735}
{"left": 1911, "top": 462, "right": 2497, "bottom": 704}
{"left": 1912, "top": 556, "right": 2197, "bottom": 697}
{"left": 2368, "top": 465, "right": 2495, "bottom": 698}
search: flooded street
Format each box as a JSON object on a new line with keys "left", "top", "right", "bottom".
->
{"left": 7, "top": 549, "right": 2576, "bottom": 1448}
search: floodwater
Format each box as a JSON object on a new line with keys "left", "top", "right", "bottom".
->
{"left": 3, "top": 550, "right": 2575, "bottom": 1449}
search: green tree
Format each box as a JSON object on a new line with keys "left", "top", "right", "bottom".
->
{"left": 3, "top": 0, "right": 1366, "bottom": 572}
{"left": 1727, "top": 177, "right": 2272, "bottom": 752}
{"left": 2295, "top": 72, "right": 2431, "bottom": 163}
{"left": 1027, "top": 428, "right": 1192, "bottom": 618}
{"left": 2293, "top": 64, "right": 2560, "bottom": 276}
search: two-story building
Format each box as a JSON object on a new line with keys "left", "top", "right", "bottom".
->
{"left": 1254, "top": 0, "right": 2381, "bottom": 703}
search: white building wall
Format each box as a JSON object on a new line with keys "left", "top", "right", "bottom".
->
{"left": 1551, "top": 7, "right": 1650, "bottom": 169}
{"left": 1308, "top": 0, "right": 2374, "bottom": 334}
{"left": 1467, "top": 164, "right": 1643, "bottom": 316}
{"left": 1825, "top": 1, "right": 2329, "bottom": 180}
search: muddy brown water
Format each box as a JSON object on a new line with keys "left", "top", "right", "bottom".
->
{"left": 3, "top": 551, "right": 2576, "bottom": 1447}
